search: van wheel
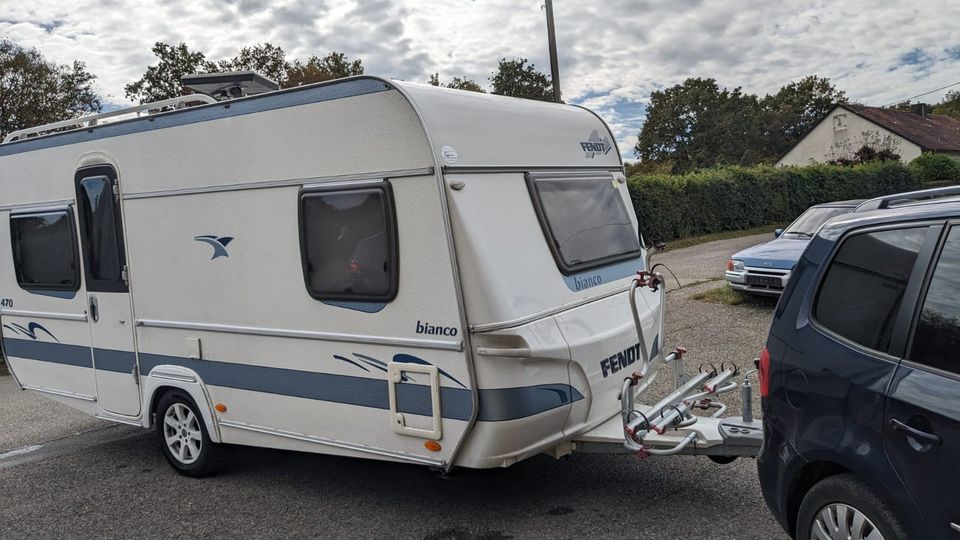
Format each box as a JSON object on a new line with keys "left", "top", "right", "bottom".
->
{"left": 796, "top": 474, "right": 905, "bottom": 540}
{"left": 156, "top": 390, "right": 220, "bottom": 477}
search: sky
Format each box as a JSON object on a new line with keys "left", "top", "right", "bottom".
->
{"left": 2, "top": 0, "right": 960, "bottom": 158}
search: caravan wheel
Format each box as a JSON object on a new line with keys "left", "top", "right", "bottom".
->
{"left": 156, "top": 390, "right": 220, "bottom": 477}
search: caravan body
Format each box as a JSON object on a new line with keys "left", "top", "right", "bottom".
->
{"left": 0, "top": 77, "right": 662, "bottom": 472}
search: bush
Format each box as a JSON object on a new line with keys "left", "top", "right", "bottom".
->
{"left": 628, "top": 162, "right": 923, "bottom": 242}
{"left": 909, "top": 152, "right": 960, "bottom": 184}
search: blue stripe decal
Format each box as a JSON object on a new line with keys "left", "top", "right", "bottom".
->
{"left": 563, "top": 257, "right": 644, "bottom": 292}
{"left": 92, "top": 348, "right": 137, "bottom": 374}
{"left": 3, "top": 337, "right": 582, "bottom": 421}
{"left": 3, "top": 339, "right": 92, "bottom": 368}
{"left": 0, "top": 78, "right": 392, "bottom": 158}
{"left": 478, "top": 384, "right": 584, "bottom": 421}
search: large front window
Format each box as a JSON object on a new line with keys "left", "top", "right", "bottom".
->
{"left": 527, "top": 173, "right": 641, "bottom": 275}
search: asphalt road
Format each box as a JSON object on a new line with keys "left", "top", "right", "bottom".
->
{"left": 0, "top": 233, "right": 786, "bottom": 539}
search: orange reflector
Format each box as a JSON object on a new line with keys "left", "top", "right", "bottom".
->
{"left": 215, "top": 403, "right": 227, "bottom": 413}
{"left": 424, "top": 441, "right": 442, "bottom": 452}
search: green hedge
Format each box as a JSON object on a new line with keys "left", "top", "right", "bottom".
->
{"left": 910, "top": 152, "right": 960, "bottom": 184}
{"left": 627, "top": 162, "right": 922, "bottom": 242}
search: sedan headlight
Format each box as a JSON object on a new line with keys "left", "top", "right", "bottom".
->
{"left": 728, "top": 259, "right": 745, "bottom": 272}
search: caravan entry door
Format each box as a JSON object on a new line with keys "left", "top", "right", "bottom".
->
{"left": 75, "top": 165, "right": 141, "bottom": 417}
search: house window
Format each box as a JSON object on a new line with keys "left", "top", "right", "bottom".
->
{"left": 299, "top": 182, "right": 398, "bottom": 302}
{"left": 10, "top": 210, "right": 80, "bottom": 292}
{"left": 832, "top": 114, "right": 848, "bottom": 131}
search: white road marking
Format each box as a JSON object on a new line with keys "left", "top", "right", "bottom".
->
{"left": 0, "top": 444, "right": 43, "bottom": 460}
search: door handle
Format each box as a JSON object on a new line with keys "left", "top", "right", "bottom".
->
{"left": 890, "top": 418, "right": 941, "bottom": 445}
{"left": 88, "top": 295, "right": 99, "bottom": 323}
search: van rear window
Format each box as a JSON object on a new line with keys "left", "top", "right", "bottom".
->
{"left": 527, "top": 173, "right": 641, "bottom": 275}
{"left": 10, "top": 210, "right": 80, "bottom": 292}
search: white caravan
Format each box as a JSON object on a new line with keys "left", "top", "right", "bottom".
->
{"left": 0, "top": 74, "right": 760, "bottom": 475}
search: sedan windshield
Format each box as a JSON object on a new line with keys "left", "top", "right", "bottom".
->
{"left": 782, "top": 207, "right": 851, "bottom": 237}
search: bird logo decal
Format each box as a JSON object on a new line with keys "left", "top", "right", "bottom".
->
{"left": 194, "top": 235, "right": 234, "bottom": 259}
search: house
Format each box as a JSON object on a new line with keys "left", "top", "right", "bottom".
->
{"left": 777, "top": 103, "right": 960, "bottom": 166}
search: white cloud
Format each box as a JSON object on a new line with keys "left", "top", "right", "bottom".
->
{"left": 3, "top": 0, "right": 959, "bottom": 158}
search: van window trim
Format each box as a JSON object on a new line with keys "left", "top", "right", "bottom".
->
{"left": 9, "top": 207, "right": 82, "bottom": 293}
{"left": 297, "top": 180, "right": 400, "bottom": 304}
{"left": 525, "top": 171, "right": 642, "bottom": 276}
{"left": 808, "top": 220, "right": 943, "bottom": 359}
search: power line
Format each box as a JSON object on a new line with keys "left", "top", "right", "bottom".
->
{"left": 883, "top": 80, "right": 960, "bottom": 107}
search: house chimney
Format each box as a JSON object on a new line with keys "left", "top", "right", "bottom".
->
{"left": 910, "top": 103, "right": 929, "bottom": 118}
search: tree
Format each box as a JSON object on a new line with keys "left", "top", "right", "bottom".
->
{"left": 490, "top": 58, "right": 553, "bottom": 101}
{"left": 427, "top": 73, "right": 485, "bottom": 93}
{"left": 285, "top": 52, "right": 363, "bottom": 88}
{"left": 0, "top": 39, "right": 101, "bottom": 140}
{"left": 634, "top": 78, "right": 763, "bottom": 173}
{"left": 218, "top": 42, "right": 288, "bottom": 84}
{"left": 125, "top": 42, "right": 214, "bottom": 103}
{"left": 932, "top": 90, "right": 960, "bottom": 120}
{"left": 760, "top": 75, "right": 847, "bottom": 158}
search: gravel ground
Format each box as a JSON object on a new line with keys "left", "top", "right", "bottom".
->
{"left": 0, "top": 233, "right": 785, "bottom": 539}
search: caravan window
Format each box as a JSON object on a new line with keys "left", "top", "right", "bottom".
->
{"left": 10, "top": 210, "right": 80, "bottom": 291}
{"left": 527, "top": 173, "right": 641, "bottom": 275}
{"left": 299, "top": 183, "right": 398, "bottom": 302}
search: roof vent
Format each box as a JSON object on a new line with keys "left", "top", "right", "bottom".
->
{"left": 181, "top": 71, "right": 279, "bottom": 101}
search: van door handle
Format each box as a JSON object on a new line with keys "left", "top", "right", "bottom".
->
{"left": 890, "top": 418, "right": 941, "bottom": 445}
{"left": 88, "top": 295, "right": 99, "bottom": 323}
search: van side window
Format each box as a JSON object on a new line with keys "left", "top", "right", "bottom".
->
{"left": 909, "top": 227, "right": 960, "bottom": 374}
{"left": 813, "top": 226, "right": 929, "bottom": 354}
{"left": 9, "top": 210, "right": 80, "bottom": 291}
{"left": 527, "top": 173, "right": 641, "bottom": 275}
{"left": 299, "top": 183, "right": 398, "bottom": 302}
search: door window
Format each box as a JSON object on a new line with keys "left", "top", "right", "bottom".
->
{"left": 814, "top": 226, "right": 930, "bottom": 353}
{"left": 299, "top": 183, "right": 398, "bottom": 302}
{"left": 909, "top": 227, "right": 960, "bottom": 374}
{"left": 9, "top": 210, "right": 80, "bottom": 291}
{"left": 75, "top": 168, "right": 127, "bottom": 292}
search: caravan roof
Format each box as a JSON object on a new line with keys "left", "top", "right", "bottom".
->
{"left": 0, "top": 76, "right": 622, "bottom": 172}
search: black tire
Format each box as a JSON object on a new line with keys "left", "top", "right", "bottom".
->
{"left": 155, "top": 390, "right": 221, "bottom": 477}
{"left": 796, "top": 474, "right": 906, "bottom": 540}
{"left": 708, "top": 455, "right": 738, "bottom": 465}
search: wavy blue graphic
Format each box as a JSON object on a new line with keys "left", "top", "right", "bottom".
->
{"left": 393, "top": 353, "right": 467, "bottom": 389}
{"left": 3, "top": 322, "right": 59, "bottom": 342}
{"left": 330, "top": 352, "right": 467, "bottom": 387}
{"left": 194, "top": 235, "right": 234, "bottom": 259}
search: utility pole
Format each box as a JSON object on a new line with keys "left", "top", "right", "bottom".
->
{"left": 544, "top": 0, "right": 562, "bottom": 103}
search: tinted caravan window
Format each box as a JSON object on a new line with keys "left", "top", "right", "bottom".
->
{"left": 10, "top": 210, "right": 80, "bottom": 291}
{"left": 527, "top": 173, "right": 641, "bottom": 275}
{"left": 299, "top": 183, "right": 398, "bottom": 302}
{"left": 814, "top": 226, "right": 929, "bottom": 353}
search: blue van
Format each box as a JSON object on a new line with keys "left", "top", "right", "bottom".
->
{"left": 757, "top": 187, "right": 960, "bottom": 539}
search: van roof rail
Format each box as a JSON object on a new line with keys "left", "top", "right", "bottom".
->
{"left": 854, "top": 185, "right": 960, "bottom": 212}
{"left": 2, "top": 94, "right": 218, "bottom": 144}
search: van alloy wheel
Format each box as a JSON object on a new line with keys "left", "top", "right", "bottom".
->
{"left": 810, "top": 503, "right": 883, "bottom": 540}
{"left": 163, "top": 402, "right": 203, "bottom": 465}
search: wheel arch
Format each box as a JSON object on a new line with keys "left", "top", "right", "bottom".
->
{"left": 786, "top": 460, "right": 851, "bottom": 537}
{"left": 142, "top": 366, "right": 222, "bottom": 443}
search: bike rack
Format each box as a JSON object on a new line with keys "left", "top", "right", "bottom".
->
{"left": 611, "top": 271, "right": 761, "bottom": 458}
